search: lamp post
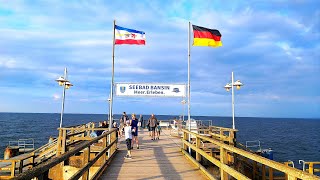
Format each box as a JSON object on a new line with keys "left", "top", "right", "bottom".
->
{"left": 224, "top": 72, "right": 243, "bottom": 129}
{"left": 181, "top": 99, "right": 187, "bottom": 122}
{"left": 55, "top": 68, "right": 73, "bottom": 128}
{"left": 108, "top": 95, "right": 112, "bottom": 130}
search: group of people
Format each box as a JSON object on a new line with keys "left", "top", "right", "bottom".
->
{"left": 118, "top": 112, "right": 162, "bottom": 159}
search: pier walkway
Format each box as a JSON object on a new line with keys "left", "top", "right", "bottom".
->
{"left": 100, "top": 129, "right": 208, "bottom": 180}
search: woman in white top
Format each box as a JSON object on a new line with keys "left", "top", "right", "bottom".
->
{"left": 124, "top": 120, "right": 132, "bottom": 159}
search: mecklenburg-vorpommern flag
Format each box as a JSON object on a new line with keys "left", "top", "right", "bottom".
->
{"left": 115, "top": 25, "right": 146, "bottom": 45}
{"left": 192, "top": 25, "right": 222, "bottom": 47}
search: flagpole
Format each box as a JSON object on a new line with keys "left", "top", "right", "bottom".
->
{"left": 109, "top": 20, "right": 116, "bottom": 130}
{"left": 188, "top": 21, "right": 191, "bottom": 154}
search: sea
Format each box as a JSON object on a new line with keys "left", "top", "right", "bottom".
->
{"left": 0, "top": 112, "right": 319, "bottom": 170}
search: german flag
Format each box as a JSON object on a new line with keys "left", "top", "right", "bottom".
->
{"left": 192, "top": 25, "right": 222, "bottom": 47}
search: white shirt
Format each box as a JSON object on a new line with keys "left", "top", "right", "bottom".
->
{"left": 124, "top": 126, "right": 132, "bottom": 139}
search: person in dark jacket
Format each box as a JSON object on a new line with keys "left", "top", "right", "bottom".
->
{"left": 147, "top": 114, "right": 158, "bottom": 140}
{"left": 131, "top": 114, "right": 139, "bottom": 149}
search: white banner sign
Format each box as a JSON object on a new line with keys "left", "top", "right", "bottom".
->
{"left": 115, "top": 83, "right": 186, "bottom": 97}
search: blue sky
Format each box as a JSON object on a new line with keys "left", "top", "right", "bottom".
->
{"left": 0, "top": 0, "right": 319, "bottom": 118}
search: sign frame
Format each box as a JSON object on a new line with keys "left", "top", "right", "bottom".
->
{"left": 115, "top": 82, "right": 187, "bottom": 98}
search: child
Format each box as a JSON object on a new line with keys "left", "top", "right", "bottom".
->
{"left": 156, "top": 122, "right": 162, "bottom": 140}
{"left": 124, "top": 120, "right": 132, "bottom": 159}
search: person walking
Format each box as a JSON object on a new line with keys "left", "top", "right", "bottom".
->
{"left": 119, "top": 112, "right": 129, "bottom": 137}
{"left": 124, "top": 120, "right": 132, "bottom": 159}
{"left": 139, "top": 114, "right": 144, "bottom": 129}
{"left": 131, "top": 114, "right": 139, "bottom": 149}
{"left": 148, "top": 114, "right": 158, "bottom": 140}
{"left": 156, "top": 122, "right": 162, "bottom": 140}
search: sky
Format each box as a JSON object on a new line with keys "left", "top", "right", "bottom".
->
{"left": 0, "top": 0, "right": 319, "bottom": 118}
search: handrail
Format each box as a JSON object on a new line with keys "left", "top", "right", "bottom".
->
{"left": 59, "top": 127, "right": 110, "bottom": 131}
{"left": 69, "top": 140, "right": 116, "bottom": 180}
{"left": 304, "top": 162, "right": 320, "bottom": 175}
{"left": 0, "top": 152, "right": 35, "bottom": 178}
{"left": 181, "top": 129, "right": 319, "bottom": 180}
{"left": 12, "top": 128, "right": 117, "bottom": 180}
{"left": 209, "top": 125, "right": 238, "bottom": 132}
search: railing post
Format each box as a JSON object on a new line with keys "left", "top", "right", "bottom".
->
{"left": 196, "top": 137, "right": 201, "bottom": 162}
{"left": 82, "top": 147, "right": 90, "bottom": 180}
{"left": 113, "top": 130, "right": 117, "bottom": 152}
{"left": 220, "top": 147, "right": 228, "bottom": 180}
{"left": 56, "top": 129, "right": 63, "bottom": 156}
{"left": 19, "top": 160, "right": 23, "bottom": 174}
{"left": 309, "top": 163, "right": 314, "bottom": 174}
{"left": 29, "top": 153, "right": 35, "bottom": 169}
{"left": 70, "top": 128, "right": 75, "bottom": 143}
{"left": 49, "top": 128, "right": 65, "bottom": 180}
{"left": 101, "top": 134, "right": 107, "bottom": 163}
{"left": 253, "top": 161, "right": 257, "bottom": 179}
{"left": 229, "top": 130, "right": 235, "bottom": 146}
{"left": 269, "top": 167, "right": 273, "bottom": 180}
{"left": 183, "top": 131, "right": 188, "bottom": 150}
{"left": 82, "top": 125, "right": 86, "bottom": 137}
{"left": 61, "top": 129, "right": 67, "bottom": 154}
{"left": 110, "top": 130, "right": 116, "bottom": 156}
{"left": 11, "top": 161, "right": 16, "bottom": 177}
{"left": 262, "top": 164, "right": 266, "bottom": 180}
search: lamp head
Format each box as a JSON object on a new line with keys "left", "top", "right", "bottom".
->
{"left": 65, "top": 81, "right": 73, "bottom": 89}
{"left": 234, "top": 80, "right": 243, "bottom": 90}
{"left": 55, "top": 77, "right": 67, "bottom": 86}
{"left": 224, "top": 83, "right": 232, "bottom": 92}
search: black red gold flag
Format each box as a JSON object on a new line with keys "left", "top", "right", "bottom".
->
{"left": 192, "top": 25, "right": 222, "bottom": 47}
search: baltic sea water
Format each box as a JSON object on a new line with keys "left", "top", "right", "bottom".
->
{"left": 0, "top": 113, "right": 319, "bottom": 169}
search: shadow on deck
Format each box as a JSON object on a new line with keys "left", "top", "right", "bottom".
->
{"left": 100, "top": 129, "right": 208, "bottom": 180}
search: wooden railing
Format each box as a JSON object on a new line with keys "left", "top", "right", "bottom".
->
{"left": 209, "top": 126, "right": 237, "bottom": 145}
{"left": 0, "top": 123, "right": 102, "bottom": 179}
{"left": 0, "top": 153, "right": 35, "bottom": 179}
{"left": 304, "top": 162, "right": 320, "bottom": 175}
{"left": 11, "top": 126, "right": 117, "bottom": 180}
{"left": 181, "top": 129, "right": 319, "bottom": 180}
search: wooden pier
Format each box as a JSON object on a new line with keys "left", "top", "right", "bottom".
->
{"left": 100, "top": 129, "right": 208, "bottom": 179}
{"left": 2, "top": 122, "right": 319, "bottom": 180}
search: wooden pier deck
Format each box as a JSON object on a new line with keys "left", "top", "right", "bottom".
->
{"left": 100, "top": 129, "right": 208, "bottom": 180}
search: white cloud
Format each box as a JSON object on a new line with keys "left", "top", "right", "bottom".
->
{"left": 53, "top": 94, "right": 60, "bottom": 100}
{"left": 0, "top": 57, "right": 17, "bottom": 68}
{"left": 65, "top": 39, "right": 112, "bottom": 47}
{"left": 0, "top": 1, "right": 318, "bottom": 117}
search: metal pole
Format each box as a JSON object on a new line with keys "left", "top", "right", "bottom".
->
{"left": 188, "top": 22, "right": 191, "bottom": 154}
{"left": 109, "top": 20, "right": 116, "bottom": 131}
{"left": 182, "top": 100, "right": 185, "bottom": 122}
{"left": 108, "top": 94, "right": 111, "bottom": 123}
{"left": 232, "top": 71, "right": 235, "bottom": 129}
{"left": 59, "top": 68, "right": 67, "bottom": 128}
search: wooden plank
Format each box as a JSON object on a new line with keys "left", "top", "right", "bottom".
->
{"left": 100, "top": 129, "right": 209, "bottom": 179}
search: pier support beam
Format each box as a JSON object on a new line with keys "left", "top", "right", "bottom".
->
{"left": 220, "top": 147, "right": 228, "bottom": 180}
{"left": 196, "top": 137, "right": 201, "bottom": 162}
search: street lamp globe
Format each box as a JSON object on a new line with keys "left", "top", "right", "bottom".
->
{"left": 224, "top": 83, "right": 232, "bottom": 92}
{"left": 234, "top": 80, "right": 243, "bottom": 90}
{"left": 55, "top": 77, "right": 68, "bottom": 86}
{"left": 65, "top": 81, "right": 73, "bottom": 89}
